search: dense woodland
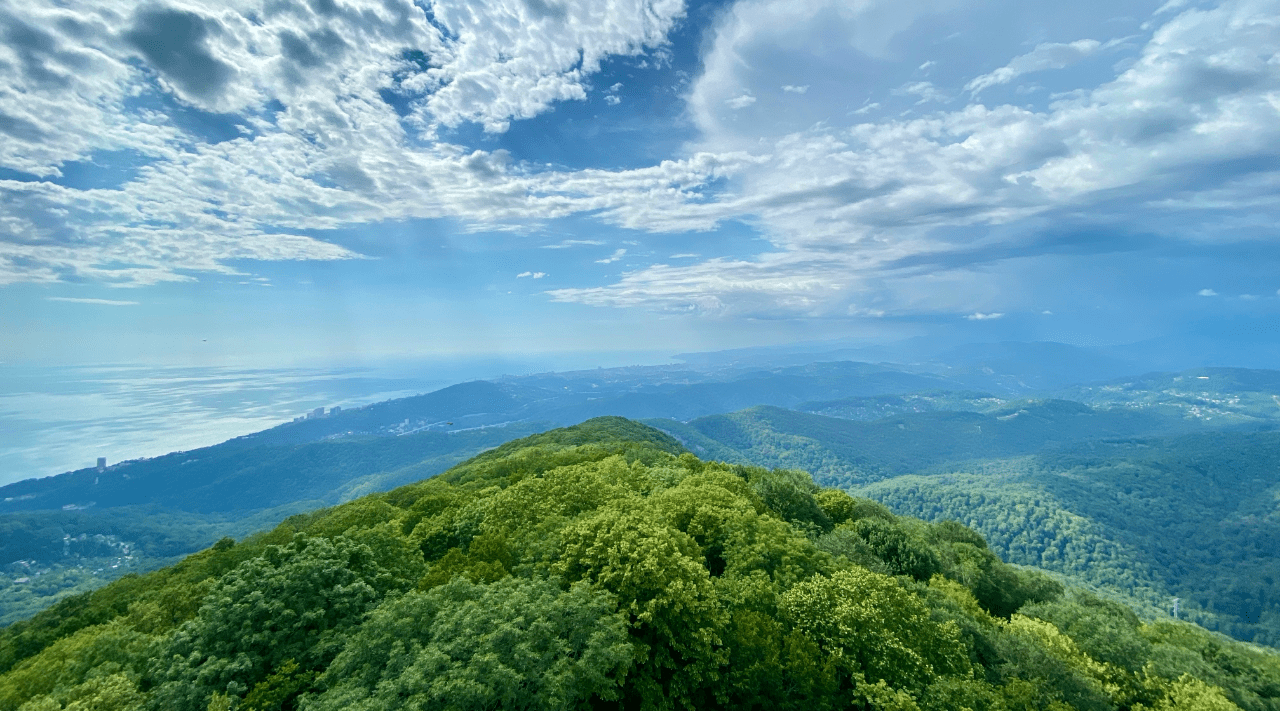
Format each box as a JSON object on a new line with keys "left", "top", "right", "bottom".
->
{"left": 1, "top": 418, "right": 1276, "bottom": 711}
{"left": 652, "top": 407, "right": 1280, "bottom": 646}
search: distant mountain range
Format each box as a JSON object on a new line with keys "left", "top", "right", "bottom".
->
{"left": 3, "top": 342, "right": 1280, "bottom": 642}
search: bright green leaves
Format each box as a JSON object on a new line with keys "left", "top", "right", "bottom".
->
{"left": 307, "top": 577, "right": 633, "bottom": 711}
{"left": 146, "top": 534, "right": 414, "bottom": 711}
{"left": 3, "top": 419, "right": 1277, "bottom": 711}
{"left": 556, "top": 505, "right": 726, "bottom": 708}
{"left": 0, "top": 619, "right": 151, "bottom": 711}
{"left": 1135, "top": 674, "right": 1243, "bottom": 711}
{"left": 780, "top": 568, "right": 969, "bottom": 697}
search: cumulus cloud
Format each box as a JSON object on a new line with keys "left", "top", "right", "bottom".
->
{"left": 517, "top": 271, "right": 547, "bottom": 278}
{"left": 551, "top": 0, "right": 1280, "bottom": 318}
{"left": 1198, "top": 288, "right": 1219, "bottom": 296}
{"left": 5, "top": 0, "right": 1280, "bottom": 329}
{"left": 0, "top": 0, "right": 686, "bottom": 285}
{"left": 965, "top": 312, "right": 1005, "bottom": 320}
{"left": 965, "top": 39, "right": 1104, "bottom": 94}
{"left": 781, "top": 85, "right": 809, "bottom": 93}
{"left": 605, "top": 82, "right": 624, "bottom": 105}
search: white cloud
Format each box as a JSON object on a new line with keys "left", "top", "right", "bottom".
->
{"left": 551, "top": 0, "right": 1280, "bottom": 318}
{"left": 542, "top": 239, "right": 606, "bottom": 249}
{"left": 782, "top": 85, "right": 809, "bottom": 94}
{"left": 517, "top": 271, "right": 547, "bottom": 279}
{"left": 0, "top": 0, "right": 686, "bottom": 285}
{"left": 965, "top": 312, "right": 1005, "bottom": 320}
{"left": 5, "top": 0, "right": 1280, "bottom": 329}
{"left": 726, "top": 93, "right": 757, "bottom": 109}
{"left": 919, "top": 60, "right": 937, "bottom": 71}
{"left": 669, "top": 253, "right": 700, "bottom": 258}
{"left": 1154, "top": 0, "right": 1190, "bottom": 16}
{"left": 1198, "top": 288, "right": 1219, "bottom": 296}
{"left": 605, "top": 82, "right": 624, "bottom": 105}
{"left": 46, "top": 297, "right": 139, "bottom": 306}
{"left": 894, "top": 81, "right": 946, "bottom": 104}
{"left": 596, "top": 248, "right": 627, "bottom": 264}
{"left": 965, "top": 39, "right": 1103, "bottom": 95}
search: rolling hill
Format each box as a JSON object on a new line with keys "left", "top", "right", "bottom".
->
{"left": 1, "top": 418, "right": 1275, "bottom": 711}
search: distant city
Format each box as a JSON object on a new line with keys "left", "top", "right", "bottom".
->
{"left": 291, "top": 406, "right": 341, "bottom": 423}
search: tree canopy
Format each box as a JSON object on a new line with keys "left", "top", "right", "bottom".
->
{"left": 1, "top": 417, "right": 1276, "bottom": 711}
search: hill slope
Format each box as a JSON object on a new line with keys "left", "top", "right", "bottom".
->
{"left": 1, "top": 418, "right": 1276, "bottom": 711}
{"left": 651, "top": 407, "right": 1280, "bottom": 646}
{"left": 648, "top": 400, "right": 1202, "bottom": 486}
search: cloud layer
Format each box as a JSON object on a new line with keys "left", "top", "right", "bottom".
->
{"left": 0, "top": 0, "right": 685, "bottom": 284}
{"left": 551, "top": 0, "right": 1280, "bottom": 317}
{"left": 2, "top": 0, "right": 1278, "bottom": 328}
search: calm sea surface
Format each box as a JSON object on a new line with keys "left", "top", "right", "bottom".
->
{"left": 0, "top": 353, "right": 662, "bottom": 487}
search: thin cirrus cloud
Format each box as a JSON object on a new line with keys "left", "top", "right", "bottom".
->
{"left": 964, "top": 39, "right": 1105, "bottom": 95}
{"left": 46, "top": 297, "right": 140, "bottom": 306}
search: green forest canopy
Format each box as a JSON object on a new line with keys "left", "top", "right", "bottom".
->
{"left": 650, "top": 406, "right": 1280, "bottom": 647}
{"left": 1, "top": 417, "right": 1277, "bottom": 711}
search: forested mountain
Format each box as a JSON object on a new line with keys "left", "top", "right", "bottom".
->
{"left": 857, "top": 432, "right": 1280, "bottom": 646}
{"left": 646, "top": 400, "right": 1209, "bottom": 485}
{"left": 0, "top": 357, "right": 1096, "bottom": 623}
{"left": 2, "top": 418, "right": 1276, "bottom": 711}
{"left": 649, "top": 409, "right": 1280, "bottom": 646}
{"left": 5, "top": 358, "right": 1280, "bottom": 636}
{"left": 0, "top": 425, "right": 547, "bottom": 625}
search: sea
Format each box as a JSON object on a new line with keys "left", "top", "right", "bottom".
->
{"left": 0, "top": 352, "right": 671, "bottom": 487}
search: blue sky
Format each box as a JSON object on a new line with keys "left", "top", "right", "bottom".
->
{"left": 1, "top": 0, "right": 1278, "bottom": 366}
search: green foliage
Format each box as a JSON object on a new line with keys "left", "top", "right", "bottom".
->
{"left": 241, "top": 659, "right": 315, "bottom": 711}
{"left": 678, "top": 405, "right": 1280, "bottom": 645}
{"left": 0, "top": 424, "right": 549, "bottom": 627}
{"left": 308, "top": 577, "right": 632, "bottom": 711}
{"left": 555, "top": 504, "right": 727, "bottom": 707}
{"left": 738, "top": 467, "right": 832, "bottom": 533}
{"left": 780, "top": 567, "right": 969, "bottom": 694}
{"left": 1, "top": 417, "right": 1276, "bottom": 711}
{"left": 145, "top": 533, "right": 418, "bottom": 711}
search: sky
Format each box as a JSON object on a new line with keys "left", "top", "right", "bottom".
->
{"left": 1, "top": 0, "right": 1279, "bottom": 366}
